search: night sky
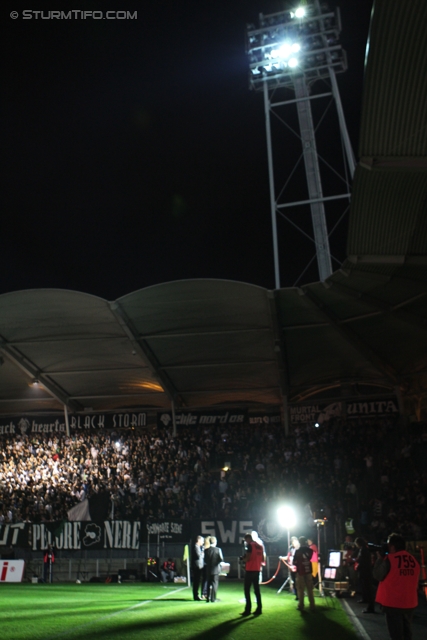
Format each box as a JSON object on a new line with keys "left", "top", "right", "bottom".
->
{"left": 3, "top": 1, "right": 373, "bottom": 300}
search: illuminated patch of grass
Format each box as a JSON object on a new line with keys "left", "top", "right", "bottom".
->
{"left": 0, "top": 582, "right": 358, "bottom": 640}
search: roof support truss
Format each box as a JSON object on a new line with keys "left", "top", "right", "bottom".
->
{"left": 0, "top": 337, "right": 81, "bottom": 412}
{"left": 109, "top": 302, "right": 183, "bottom": 407}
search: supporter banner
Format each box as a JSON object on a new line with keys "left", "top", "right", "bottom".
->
{"left": 0, "top": 560, "right": 25, "bottom": 582}
{"left": 346, "top": 399, "right": 399, "bottom": 419}
{"left": 68, "top": 412, "right": 148, "bottom": 430}
{"left": 1, "top": 408, "right": 270, "bottom": 436}
{"left": 29, "top": 520, "right": 191, "bottom": 551}
{"left": 194, "top": 520, "right": 256, "bottom": 545}
{"left": 289, "top": 399, "right": 399, "bottom": 424}
{"left": 157, "top": 410, "right": 248, "bottom": 428}
{"left": 0, "top": 400, "right": 398, "bottom": 436}
{"left": 0, "top": 411, "right": 148, "bottom": 436}
{"left": 2, "top": 520, "right": 261, "bottom": 550}
{"left": 146, "top": 520, "right": 190, "bottom": 543}
{"left": 0, "top": 523, "right": 27, "bottom": 548}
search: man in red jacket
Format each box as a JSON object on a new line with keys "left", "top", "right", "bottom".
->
{"left": 374, "top": 533, "right": 420, "bottom": 640}
{"left": 241, "top": 533, "right": 265, "bottom": 616}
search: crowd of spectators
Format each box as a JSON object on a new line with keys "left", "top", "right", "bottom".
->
{"left": 0, "top": 418, "right": 426, "bottom": 544}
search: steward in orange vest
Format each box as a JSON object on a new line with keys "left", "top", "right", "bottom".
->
{"left": 374, "top": 533, "right": 420, "bottom": 640}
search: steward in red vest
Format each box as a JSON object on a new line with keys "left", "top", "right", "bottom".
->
{"left": 374, "top": 533, "right": 420, "bottom": 640}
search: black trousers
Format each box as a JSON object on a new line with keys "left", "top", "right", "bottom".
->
{"left": 44, "top": 562, "right": 53, "bottom": 583}
{"left": 359, "top": 573, "right": 375, "bottom": 610}
{"left": 382, "top": 606, "right": 415, "bottom": 640}
{"left": 207, "top": 574, "right": 219, "bottom": 602}
{"left": 192, "top": 567, "right": 202, "bottom": 599}
{"left": 201, "top": 566, "right": 208, "bottom": 596}
{"left": 244, "top": 570, "right": 262, "bottom": 613}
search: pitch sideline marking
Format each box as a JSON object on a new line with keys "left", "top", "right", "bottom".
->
{"left": 46, "top": 585, "right": 189, "bottom": 639}
{"left": 341, "top": 600, "right": 372, "bottom": 640}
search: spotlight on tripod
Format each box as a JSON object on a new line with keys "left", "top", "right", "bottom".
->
{"left": 314, "top": 518, "right": 327, "bottom": 596}
{"left": 277, "top": 505, "right": 297, "bottom": 594}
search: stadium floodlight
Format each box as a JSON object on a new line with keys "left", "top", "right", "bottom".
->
{"left": 246, "top": 0, "right": 356, "bottom": 288}
{"left": 247, "top": 1, "right": 350, "bottom": 89}
{"left": 271, "top": 42, "right": 301, "bottom": 65}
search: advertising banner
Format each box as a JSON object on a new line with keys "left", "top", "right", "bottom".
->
{"left": 248, "top": 412, "right": 281, "bottom": 426}
{"left": 0, "top": 560, "right": 25, "bottom": 582}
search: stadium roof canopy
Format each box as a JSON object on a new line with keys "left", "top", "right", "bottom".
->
{"left": 0, "top": 0, "right": 426, "bottom": 419}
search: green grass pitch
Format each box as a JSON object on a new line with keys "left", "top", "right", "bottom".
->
{"left": 0, "top": 581, "right": 358, "bottom": 640}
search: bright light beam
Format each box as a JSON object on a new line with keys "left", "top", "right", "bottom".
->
{"left": 277, "top": 505, "right": 297, "bottom": 529}
{"left": 271, "top": 42, "right": 300, "bottom": 61}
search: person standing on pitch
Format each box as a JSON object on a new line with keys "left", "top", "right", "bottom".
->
{"left": 307, "top": 538, "right": 318, "bottom": 580}
{"left": 294, "top": 536, "right": 315, "bottom": 612}
{"left": 204, "top": 536, "right": 224, "bottom": 603}
{"left": 374, "top": 532, "right": 420, "bottom": 640}
{"left": 251, "top": 530, "right": 266, "bottom": 583}
{"left": 192, "top": 535, "right": 205, "bottom": 600}
{"left": 355, "top": 537, "right": 375, "bottom": 613}
{"left": 282, "top": 535, "right": 299, "bottom": 600}
{"left": 241, "top": 533, "right": 264, "bottom": 616}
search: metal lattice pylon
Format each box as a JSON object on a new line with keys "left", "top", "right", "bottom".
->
{"left": 247, "top": 1, "right": 356, "bottom": 286}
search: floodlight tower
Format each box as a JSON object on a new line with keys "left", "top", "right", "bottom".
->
{"left": 247, "top": 2, "right": 355, "bottom": 287}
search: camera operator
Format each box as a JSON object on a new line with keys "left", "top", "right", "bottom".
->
{"left": 373, "top": 533, "right": 420, "bottom": 640}
{"left": 342, "top": 536, "right": 358, "bottom": 596}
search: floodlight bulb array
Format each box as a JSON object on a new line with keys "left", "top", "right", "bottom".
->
{"left": 247, "top": 3, "right": 346, "bottom": 90}
{"left": 271, "top": 42, "right": 300, "bottom": 60}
